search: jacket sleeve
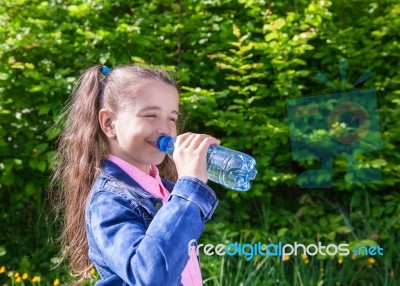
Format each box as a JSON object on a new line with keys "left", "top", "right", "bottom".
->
{"left": 87, "top": 176, "right": 218, "bottom": 286}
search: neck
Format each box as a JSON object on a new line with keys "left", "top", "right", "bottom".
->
{"left": 107, "top": 154, "right": 151, "bottom": 175}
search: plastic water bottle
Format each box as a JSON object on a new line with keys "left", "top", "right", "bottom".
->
{"left": 157, "top": 135, "right": 257, "bottom": 191}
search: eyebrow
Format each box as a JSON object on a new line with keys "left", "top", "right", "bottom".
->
{"left": 138, "top": 106, "right": 179, "bottom": 115}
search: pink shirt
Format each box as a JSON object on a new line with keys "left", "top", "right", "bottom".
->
{"left": 107, "top": 155, "right": 203, "bottom": 286}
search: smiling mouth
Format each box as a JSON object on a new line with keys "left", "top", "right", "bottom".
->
{"left": 148, "top": 141, "right": 159, "bottom": 150}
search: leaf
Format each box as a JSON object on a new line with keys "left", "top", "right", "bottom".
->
{"left": 265, "top": 32, "right": 278, "bottom": 42}
{"left": 25, "top": 63, "right": 35, "bottom": 69}
{"left": 335, "top": 226, "right": 353, "bottom": 234}
{"left": 0, "top": 246, "right": 6, "bottom": 256}
{"left": 50, "top": 257, "right": 63, "bottom": 265}
{"left": 38, "top": 104, "right": 51, "bottom": 115}
{"left": 371, "top": 158, "right": 387, "bottom": 168}
{"left": 233, "top": 23, "right": 241, "bottom": 38}
{"left": 131, "top": 56, "right": 145, "bottom": 63}
{"left": 359, "top": 239, "right": 378, "bottom": 247}
{"left": 277, "top": 227, "right": 288, "bottom": 237}
{"left": 274, "top": 18, "right": 286, "bottom": 30}
{"left": 217, "top": 90, "right": 230, "bottom": 98}
{"left": 291, "top": 58, "right": 307, "bottom": 66}
{"left": 35, "top": 143, "right": 49, "bottom": 153}
{"left": 29, "top": 85, "right": 43, "bottom": 92}
{"left": 271, "top": 58, "right": 286, "bottom": 67}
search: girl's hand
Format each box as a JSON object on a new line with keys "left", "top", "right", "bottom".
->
{"left": 173, "top": 133, "right": 220, "bottom": 183}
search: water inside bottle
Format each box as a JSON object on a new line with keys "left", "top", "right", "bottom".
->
{"left": 207, "top": 145, "right": 257, "bottom": 191}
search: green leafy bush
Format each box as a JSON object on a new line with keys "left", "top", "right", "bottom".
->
{"left": 1, "top": 0, "right": 399, "bottom": 285}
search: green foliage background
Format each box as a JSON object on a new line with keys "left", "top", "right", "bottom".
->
{"left": 0, "top": 0, "right": 399, "bottom": 285}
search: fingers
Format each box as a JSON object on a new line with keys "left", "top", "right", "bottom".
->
{"left": 175, "top": 132, "right": 194, "bottom": 148}
{"left": 197, "top": 136, "right": 220, "bottom": 152}
{"left": 172, "top": 133, "right": 220, "bottom": 183}
{"left": 175, "top": 133, "right": 220, "bottom": 152}
{"left": 187, "top": 134, "right": 211, "bottom": 150}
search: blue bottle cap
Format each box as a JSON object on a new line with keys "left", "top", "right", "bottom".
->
{"left": 157, "top": 135, "right": 173, "bottom": 153}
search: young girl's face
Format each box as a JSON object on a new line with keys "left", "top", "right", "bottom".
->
{"left": 109, "top": 80, "right": 179, "bottom": 174}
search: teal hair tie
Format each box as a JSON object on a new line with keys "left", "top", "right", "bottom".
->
{"left": 101, "top": 65, "right": 111, "bottom": 75}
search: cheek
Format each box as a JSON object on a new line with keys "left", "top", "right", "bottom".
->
{"left": 170, "top": 124, "right": 178, "bottom": 136}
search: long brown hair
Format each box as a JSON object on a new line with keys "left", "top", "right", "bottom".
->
{"left": 50, "top": 64, "right": 179, "bottom": 284}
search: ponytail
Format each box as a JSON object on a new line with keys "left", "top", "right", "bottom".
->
{"left": 51, "top": 65, "right": 106, "bottom": 284}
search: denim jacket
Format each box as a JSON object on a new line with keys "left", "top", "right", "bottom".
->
{"left": 85, "top": 160, "right": 219, "bottom": 286}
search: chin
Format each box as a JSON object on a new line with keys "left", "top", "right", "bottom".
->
{"left": 152, "top": 154, "right": 167, "bottom": 166}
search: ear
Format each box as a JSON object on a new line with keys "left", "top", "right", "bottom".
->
{"left": 98, "top": 108, "right": 116, "bottom": 138}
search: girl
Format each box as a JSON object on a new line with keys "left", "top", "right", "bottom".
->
{"left": 52, "top": 64, "right": 220, "bottom": 285}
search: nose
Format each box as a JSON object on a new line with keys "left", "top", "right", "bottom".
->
{"left": 156, "top": 123, "right": 171, "bottom": 135}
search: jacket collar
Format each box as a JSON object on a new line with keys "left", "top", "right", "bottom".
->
{"left": 101, "top": 159, "right": 174, "bottom": 195}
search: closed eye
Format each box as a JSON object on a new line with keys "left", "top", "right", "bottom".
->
{"left": 144, "top": 114, "right": 177, "bottom": 122}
